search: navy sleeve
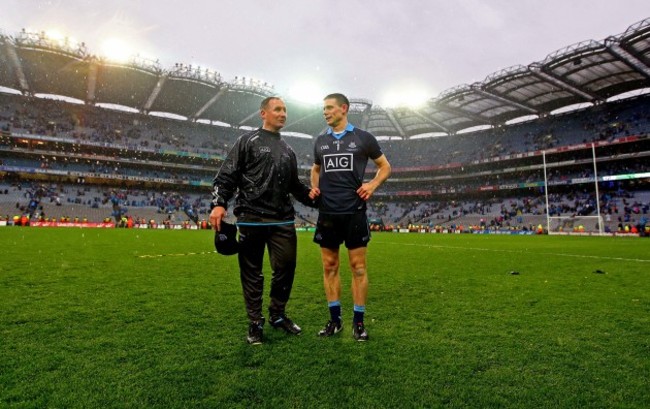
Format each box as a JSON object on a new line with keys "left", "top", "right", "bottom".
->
{"left": 313, "top": 135, "right": 322, "bottom": 165}
{"left": 364, "top": 131, "right": 383, "bottom": 160}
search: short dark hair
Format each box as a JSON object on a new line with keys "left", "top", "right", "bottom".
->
{"left": 324, "top": 93, "right": 350, "bottom": 108}
{"left": 260, "top": 96, "right": 283, "bottom": 110}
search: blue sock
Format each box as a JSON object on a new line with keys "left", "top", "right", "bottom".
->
{"left": 353, "top": 305, "right": 365, "bottom": 324}
{"left": 328, "top": 300, "right": 341, "bottom": 323}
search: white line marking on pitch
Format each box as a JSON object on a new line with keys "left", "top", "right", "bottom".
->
{"left": 137, "top": 251, "right": 217, "bottom": 258}
{"left": 375, "top": 241, "right": 650, "bottom": 263}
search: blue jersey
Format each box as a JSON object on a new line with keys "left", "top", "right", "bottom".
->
{"left": 313, "top": 125, "right": 383, "bottom": 214}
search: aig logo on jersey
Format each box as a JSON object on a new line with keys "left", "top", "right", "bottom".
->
{"left": 323, "top": 153, "right": 353, "bottom": 172}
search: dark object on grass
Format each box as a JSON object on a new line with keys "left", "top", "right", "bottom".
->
{"left": 510, "top": 271, "right": 520, "bottom": 275}
{"left": 593, "top": 269, "right": 606, "bottom": 274}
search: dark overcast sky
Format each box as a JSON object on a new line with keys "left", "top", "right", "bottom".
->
{"left": 3, "top": 0, "right": 649, "bottom": 105}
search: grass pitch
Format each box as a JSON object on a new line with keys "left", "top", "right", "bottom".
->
{"left": 1, "top": 228, "right": 649, "bottom": 408}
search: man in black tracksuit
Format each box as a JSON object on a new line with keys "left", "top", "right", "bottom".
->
{"left": 210, "top": 96, "right": 319, "bottom": 345}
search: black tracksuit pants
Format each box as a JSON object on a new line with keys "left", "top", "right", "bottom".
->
{"left": 237, "top": 223, "right": 297, "bottom": 322}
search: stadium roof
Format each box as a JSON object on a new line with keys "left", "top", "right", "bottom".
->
{"left": 1, "top": 18, "right": 650, "bottom": 138}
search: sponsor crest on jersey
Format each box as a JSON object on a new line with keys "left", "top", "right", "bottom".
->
{"left": 259, "top": 146, "right": 271, "bottom": 153}
{"left": 323, "top": 153, "right": 353, "bottom": 172}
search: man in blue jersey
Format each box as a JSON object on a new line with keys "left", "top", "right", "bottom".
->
{"left": 310, "top": 93, "right": 391, "bottom": 341}
{"left": 210, "top": 96, "right": 319, "bottom": 345}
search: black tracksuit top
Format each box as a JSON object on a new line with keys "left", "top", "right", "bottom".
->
{"left": 212, "top": 128, "right": 314, "bottom": 220}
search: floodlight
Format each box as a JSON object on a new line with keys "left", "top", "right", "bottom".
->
{"left": 101, "top": 38, "right": 133, "bottom": 63}
{"left": 45, "top": 29, "right": 64, "bottom": 42}
{"left": 288, "top": 80, "right": 323, "bottom": 104}
{"left": 380, "top": 87, "right": 429, "bottom": 109}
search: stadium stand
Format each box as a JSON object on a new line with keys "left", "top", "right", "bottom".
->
{"left": 1, "top": 19, "right": 649, "bottom": 234}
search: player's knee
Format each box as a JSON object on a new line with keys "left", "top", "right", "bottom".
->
{"left": 349, "top": 257, "right": 366, "bottom": 274}
{"left": 323, "top": 261, "right": 339, "bottom": 277}
{"left": 322, "top": 253, "right": 338, "bottom": 271}
{"left": 351, "top": 264, "right": 367, "bottom": 278}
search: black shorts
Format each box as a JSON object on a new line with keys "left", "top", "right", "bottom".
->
{"left": 313, "top": 212, "right": 371, "bottom": 249}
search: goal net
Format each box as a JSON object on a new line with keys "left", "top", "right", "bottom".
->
{"left": 548, "top": 215, "right": 604, "bottom": 235}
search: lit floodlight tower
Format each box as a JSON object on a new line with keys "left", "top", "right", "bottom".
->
{"left": 229, "top": 76, "right": 274, "bottom": 95}
{"left": 100, "top": 38, "right": 134, "bottom": 63}
{"left": 380, "top": 86, "right": 430, "bottom": 109}
{"left": 15, "top": 28, "right": 87, "bottom": 58}
{"left": 288, "top": 80, "right": 323, "bottom": 104}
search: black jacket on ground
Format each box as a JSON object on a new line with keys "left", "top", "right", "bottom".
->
{"left": 211, "top": 128, "right": 315, "bottom": 220}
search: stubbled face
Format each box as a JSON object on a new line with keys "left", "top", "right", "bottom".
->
{"left": 323, "top": 98, "right": 347, "bottom": 129}
{"left": 261, "top": 98, "right": 287, "bottom": 132}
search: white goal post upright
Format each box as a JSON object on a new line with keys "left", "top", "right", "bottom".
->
{"left": 543, "top": 143, "right": 604, "bottom": 235}
{"left": 543, "top": 150, "right": 551, "bottom": 233}
{"left": 591, "top": 143, "right": 603, "bottom": 235}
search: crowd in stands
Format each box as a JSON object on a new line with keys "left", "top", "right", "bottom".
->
{"left": 376, "top": 157, "right": 648, "bottom": 197}
{"left": 3, "top": 91, "right": 648, "bottom": 170}
{"left": 1, "top": 91, "right": 648, "bottom": 234}
{"left": 364, "top": 188, "right": 649, "bottom": 234}
{"left": 0, "top": 93, "right": 237, "bottom": 157}
{"left": 1, "top": 179, "right": 647, "bottom": 234}
{"left": 0, "top": 181, "right": 212, "bottom": 223}
{"left": 379, "top": 94, "right": 650, "bottom": 168}
{"left": 0, "top": 156, "right": 212, "bottom": 184}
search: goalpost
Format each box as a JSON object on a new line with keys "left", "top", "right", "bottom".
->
{"left": 543, "top": 143, "right": 605, "bottom": 235}
{"left": 547, "top": 214, "right": 605, "bottom": 234}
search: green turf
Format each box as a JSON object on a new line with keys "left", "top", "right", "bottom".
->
{"left": 1, "top": 228, "right": 649, "bottom": 408}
